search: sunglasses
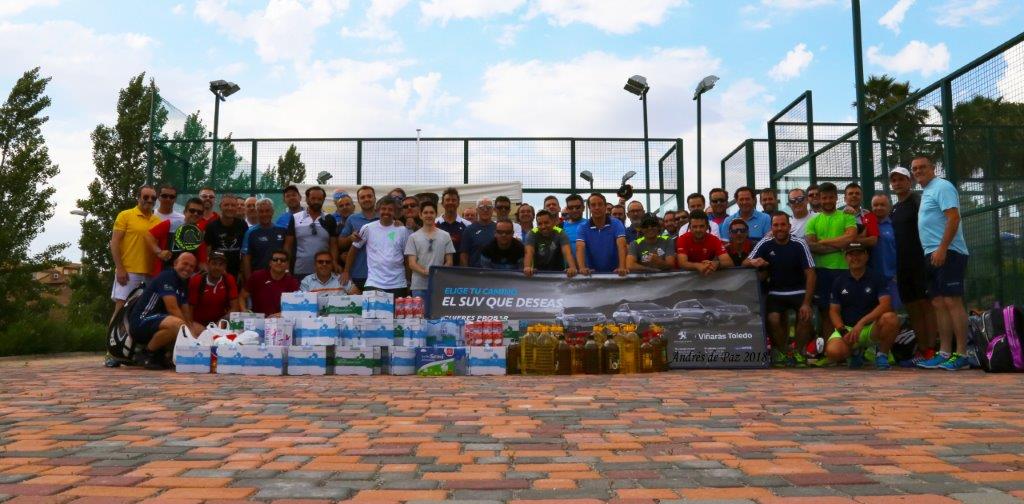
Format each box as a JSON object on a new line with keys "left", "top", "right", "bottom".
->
{"left": 478, "top": 205, "right": 493, "bottom": 210}
{"left": 730, "top": 228, "right": 748, "bottom": 234}
{"left": 495, "top": 230, "right": 513, "bottom": 235}
{"left": 140, "top": 195, "right": 156, "bottom": 202}
{"left": 710, "top": 198, "right": 728, "bottom": 204}
{"left": 271, "top": 257, "right": 288, "bottom": 263}
{"left": 427, "top": 238, "right": 435, "bottom": 253}
{"left": 402, "top": 204, "right": 418, "bottom": 209}
{"left": 495, "top": 205, "right": 511, "bottom": 211}
{"left": 309, "top": 222, "right": 318, "bottom": 236}
{"left": 315, "top": 260, "right": 333, "bottom": 265}
{"left": 788, "top": 196, "right": 806, "bottom": 204}
{"left": 159, "top": 193, "right": 177, "bottom": 200}
{"left": 186, "top": 208, "right": 203, "bottom": 215}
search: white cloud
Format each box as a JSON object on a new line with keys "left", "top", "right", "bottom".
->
{"left": 496, "top": 23, "right": 524, "bottom": 47}
{"left": 0, "top": 0, "right": 58, "bottom": 18}
{"left": 528, "top": 0, "right": 686, "bottom": 34}
{"left": 935, "top": 0, "right": 1002, "bottom": 27}
{"left": 768, "top": 43, "right": 813, "bottom": 81}
{"left": 879, "top": 0, "right": 915, "bottom": 34}
{"left": 195, "top": 0, "right": 350, "bottom": 63}
{"left": 171, "top": 3, "right": 185, "bottom": 15}
{"left": 867, "top": 41, "right": 950, "bottom": 77}
{"left": 759, "top": 0, "right": 834, "bottom": 9}
{"left": 466, "top": 48, "right": 772, "bottom": 191}
{"left": 740, "top": 0, "right": 835, "bottom": 30}
{"left": 420, "top": 0, "right": 526, "bottom": 24}
{"left": 997, "top": 43, "right": 1024, "bottom": 103}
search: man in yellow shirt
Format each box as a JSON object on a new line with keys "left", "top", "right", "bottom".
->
{"left": 110, "top": 186, "right": 161, "bottom": 320}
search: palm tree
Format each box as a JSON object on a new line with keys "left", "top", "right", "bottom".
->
{"left": 855, "top": 75, "right": 937, "bottom": 169}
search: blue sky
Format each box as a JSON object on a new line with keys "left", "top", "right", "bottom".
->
{"left": 2, "top": 0, "right": 1021, "bottom": 259}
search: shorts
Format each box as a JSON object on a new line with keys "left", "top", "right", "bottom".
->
{"left": 128, "top": 313, "right": 167, "bottom": 345}
{"left": 829, "top": 323, "right": 875, "bottom": 350}
{"left": 110, "top": 273, "right": 148, "bottom": 301}
{"left": 896, "top": 258, "right": 928, "bottom": 304}
{"left": 353, "top": 278, "right": 367, "bottom": 290}
{"left": 926, "top": 250, "right": 968, "bottom": 298}
{"left": 766, "top": 293, "right": 805, "bottom": 314}
{"left": 813, "top": 268, "right": 841, "bottom": 310}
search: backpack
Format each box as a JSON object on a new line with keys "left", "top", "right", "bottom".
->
{"left": 981, "top": 305, "right": 1024, "bottom": 373}
{"left": 107, "top": 285, "right": 145, "bottom": 362}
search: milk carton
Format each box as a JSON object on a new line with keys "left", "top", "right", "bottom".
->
{"left": 362, "top": 290, "right": 395, "bottom": 319}
{"left": 287, "top": 345, "right": 333, "bottom": 376}
{"left": 293, "top": 316, "right": 339, "bottom": 346}
{"left": 334, "top": 346, "right": 382, "bottom": 375}
{"left": 358, "top": 318, "right": 395, "bottom": 347}
{"left": 467, "top": 345, "right": 507, "bottom": 376}
{"left": 281, "top": 292, "right": 318, "bottom": 319}
{"left": 424, "top": 319, "right": 464, "bottom": 347}
{"left": 394, "top": 318, "right": 426, "bottom": 347}
{"left": 382, "top": 346, "right": 416, "bottom": 375}
{"left": 322, "top": 294, "right": 364, "bottom": 317}
{"left": 415, "top": 347, "right": 467, "bottom": 376}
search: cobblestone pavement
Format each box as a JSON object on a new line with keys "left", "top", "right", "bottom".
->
{"left": 2, "top": 356, "right": 1024, "bottom": 503}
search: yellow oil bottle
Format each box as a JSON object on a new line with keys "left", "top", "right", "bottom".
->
{"left": 520, "top": 324, "right": 536, "bottom": 375}
{"left": 556, "top": 334, "right": 572, "bottom": 375}
{"left": 639, "top": 335, "right": 655, "bottom": 373}
{"left": 583, "top": 334, "right": 601, "bottom": 374}
{"left": 533, "top": 324, "right": 558, "bottom": 375}
{"left": 616, "top": 323, "right": 640, "bottom": 374}
{"left": 603, "top": 325, "right": 620, "bottom": 374}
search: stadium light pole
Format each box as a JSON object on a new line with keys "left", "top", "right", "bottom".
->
{"left": 624, "top": 75, "right": 651, "bottom": 210}
{"left": 579, "top": 170, "right": 594, "bottom": 218}
{"left": 850, "top": 0, "right": 874, "bottom": 199}
{"left": 693, "top": 75, "right": 719, "bottom": 197}
{"left": 209, "top": 80, "right": 240, "bottom": 179}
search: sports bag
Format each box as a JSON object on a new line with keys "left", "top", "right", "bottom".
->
{"left": 107, "top": 285, "right": 145, "bottom": 362}
{"left": 983, "top": 305, "right": 1024, "bottom": 373}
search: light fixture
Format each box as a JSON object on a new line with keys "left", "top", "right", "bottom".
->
{"left": 621, "top": 170, "right": 637, "bottom": 185}
{"left": 70, "top": 210, "right": 88, "bottom": 217}
{"left": 624, "top": 75, "right": 649, "bottom": 97}
{"left": 317, "top": 171, "right": 333, "bottom": 185}
{"left": 209, "top": 80, "right": 241, "bottom": 99}
{"left": 692, "top": 75, "right": 719, "bottom": 100}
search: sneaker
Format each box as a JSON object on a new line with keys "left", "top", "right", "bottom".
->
{"left": 916, "top": 352, "right": 951, "bottom": 369}
{"left": 139, "top": 350, "right": 167, "bottom": 370}
{"left": 104, "top": 353, "right": 122, "bottom": 368}
{"left": 875, "top": 352, "right": 891, "bottom": 370}
{"left": 909, "top": 348, "right": 936, "bottom": 366}
{"left": 771, "top": 349, "right": 787, "bottom": 368}
{"left": 848, "top": 351, "right": 865, "bottom": 369}
{"left": 793, "top": 353, "right": 808, "bottom": 368}
{"left": 938, "top": 353, "right": 970, "bottom": 371}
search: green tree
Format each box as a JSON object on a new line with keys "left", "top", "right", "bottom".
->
{"left": 0, "top": 68, "right": 66, "bottom": 332}
{"left": 858, "top": 74, "right": 939, "bottom": 168}
{"left": 275, "top": 144, "right": 306, "bottom": 186}
{"left": 209, "top": 134, "right": 247, "bottom": 191}
{"left": 159, "top": 111, "right": 210, "bottom": 191}
{"left": 70, "top": 73, "right": 164, "bottom": 324}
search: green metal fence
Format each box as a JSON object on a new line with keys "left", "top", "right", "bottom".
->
{"left": 760, "top": 31, "right": 1024, "bottom": 308}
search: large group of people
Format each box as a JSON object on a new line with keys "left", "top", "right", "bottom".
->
{"left": 110, "top": 154, "right": 971, "bottom": 372}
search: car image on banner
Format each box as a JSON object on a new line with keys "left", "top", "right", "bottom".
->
{"left": 428, "top": 267, "right": 769, "bottom": 369}
{"left": 673, "top": 298, "right": 753, "bottom": 326}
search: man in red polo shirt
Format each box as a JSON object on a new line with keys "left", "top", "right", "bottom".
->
{"left": 185, "top": 252, "right": 240, "bottom": 333}
{"left": 239, "top": 249, "right": 299, "bottom": 317}
{"left": 676, "top": 210, "right": 733, "bottom": 276}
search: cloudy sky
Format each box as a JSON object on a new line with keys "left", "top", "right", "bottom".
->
{"left": 3, "top": 0, "right": 1021, "bottom": 260}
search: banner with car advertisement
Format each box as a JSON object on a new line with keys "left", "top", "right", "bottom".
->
{"left": 428, "top": 267, "right": 768, "bottom": 369}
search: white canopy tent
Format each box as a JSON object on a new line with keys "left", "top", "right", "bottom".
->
{"left": 294, "top": 182, "right": 523, "bottom": 213}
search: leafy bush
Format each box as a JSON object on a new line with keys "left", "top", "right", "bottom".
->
{"left": 0, "top": 313, "right": 106, "bottom": 357}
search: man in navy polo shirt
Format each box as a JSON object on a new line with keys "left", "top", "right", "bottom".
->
{"left": 824, "top": 242, "right": 899, "bottom": 370}
{"left": 339, "top": 185, "right": 379, "bottom": 290}
{"left": 745, "top": 212, "right": 816, "bottom": 367}
{"left": 576, "top": 193, "right": 627, "bottom": 276}
{"left": 870, "top": 194, "right": 899, "bottom": 308}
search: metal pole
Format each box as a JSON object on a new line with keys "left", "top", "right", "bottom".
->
{"left": 416, "top": 128, "right": 421, "bottom": 185}
{"left": 675, "top": 138, "right": 685, "bottom": 205}
{"left": 146, "top": 83, "right": 156, "bottom": 186}
{"left": 697, "top": 92, "right": 702, "bottom": 197}
{"left": 852, "top": 0, "right": 875, "bottom": 198}
{"left": 642, "top": 90, "right": 651, "bottom": 210}
{"left": 806, "top": 90, "right": 817, "bottom": 186}
{"left": 211, "top": 94, "right": 220, "bottom": 179}
{"left": 570, "top": 139, "right": 577, "bottom": 193}
{"left": 250, "top": 140, "right": 258, "bottom": 196}
{"left": 940, "top": 79, "right": 958, "bottom": 186}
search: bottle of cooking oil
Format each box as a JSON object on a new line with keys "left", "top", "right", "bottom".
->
{"left": 533, "top": 324, "right": 558, "bottom": 375}
{"left": 583, "top": 334, "right": 601, "bottom": 374}
{"left": 556, "top": 334, "right": 572, "bottom": 375}
{"left": 639, "top": 332, "right": 655, "bottom": 373}
{"left": 616, "top": 323, "right": 640, "bottom": 374}
{"left": 603, "top": 325, "right": 620, "bottom": 374}
{"left": 507, "top": 334, "right": 521, "bottom": 375}
{"left": 591, "top": 324, "right": 605, "bottom": 364}
{"left": 520, "top": 324, "right": 536, "bottom": 375}
{"left": 650, "top": 324, "right": 668, "bottom": 371}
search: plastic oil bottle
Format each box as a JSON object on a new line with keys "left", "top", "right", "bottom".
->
{"left": 583, "top": 334, "right": 601, "bottom": 374}
{"left": 639, "top": 331, "right": 655, "bottom": 373}
{"left": 617, "top": 323, "right": 640, "bottom": 374}
{"left": 533, "top": 324, "right": 558, "bottom": 375}
{"left": 520, "top": 324, "right": 536, "bottom": 375}
{"left": 507, "top": 334, "right": 521, "bottom": 375}
{"left": 603, "top": 325, "right": 621, "bottom": 374}
{"left": 556, "top": 333, "right": 572, "bottom": 375}
{"left": 650, "top": 324, "right": 668, "bottom": 371}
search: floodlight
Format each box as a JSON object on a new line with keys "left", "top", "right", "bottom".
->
{"left": 209, "top": 80, "right": 241, "bottom": 99}
{"left": 317, "top": 171, "right": 333, "bottom": 185}
{"left": 693, "top": 75, "right": 719, "bottom": 100}
{"left": 579, "top": 170, "right": 593, "bottom": 184}
{"left": 624, "top": 75, "right": 649, "bottom": 96}
{"left": 621, "top": 171, "right": 637, "bottom": 185}
{"left": 70, "top": 210, "right": 88, "bottom": 217}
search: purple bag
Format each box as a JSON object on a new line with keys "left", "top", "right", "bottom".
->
{"left": 984, "top": 306, "right": 1024, "bottom": 373}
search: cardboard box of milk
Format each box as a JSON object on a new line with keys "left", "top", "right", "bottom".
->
{"left": 415, "top": 346, "right": 467, "bottom": 376}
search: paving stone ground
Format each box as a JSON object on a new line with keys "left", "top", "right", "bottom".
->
{"left": 2, "top": 355, "right": 1024, "bottom": 504}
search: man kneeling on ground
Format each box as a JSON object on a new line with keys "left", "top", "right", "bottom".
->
{"left": 825, "top": 242, "right": 899, "bottom": 370}
{"left": 129, "top": 252, "right": 196, "bottom": 370}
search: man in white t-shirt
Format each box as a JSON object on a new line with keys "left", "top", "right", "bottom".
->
{"left": 343, "top": 197, "right": 411, "bottom": 296}
{"left": 787, "top": 188, "right": 815, "bottom": 239}
{"left": 155, "top": 185, "right": 185, "bottom": 232}
{"left": 678, "top": 192, "right": 720, "bottom": 237}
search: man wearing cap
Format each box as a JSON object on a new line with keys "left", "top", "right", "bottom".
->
{"left": 889, "top": 166, "right": 938, "bottom": 364}
{"left": 275, "top": 184, "right": 305, "bottom": 229}
{"left": 333, "top": 190, "right": 354, "bottom": 228}
{"left": 185, "top": 251, "right": 240, "bottom": 334}
{"left": 460, "top": 198, "right": 497, "bottom": 268}
{"left": 911, "top": 155, "right": 971, "bottom": 371}
{"left": 628, "top": 214, "right": 676, "bottom": 273}
{"left": 825, "top": 242, "right": 899, "bottom": 369}
{"left": 676, "top": 210, "right": 732, "bottom": 276}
